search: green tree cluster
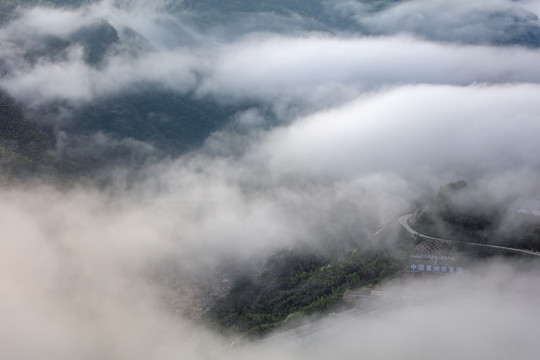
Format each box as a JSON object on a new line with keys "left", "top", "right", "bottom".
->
{"left": 204, "top": 247, "right": 401, "bottom": 337}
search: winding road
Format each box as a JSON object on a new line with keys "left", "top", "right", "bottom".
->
{"left": 399, "top": 214, "right": 540, "bottom": 257}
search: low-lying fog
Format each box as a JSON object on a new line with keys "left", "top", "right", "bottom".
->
{"left": 1, "top": 0, "right": 540, "bottom": 358}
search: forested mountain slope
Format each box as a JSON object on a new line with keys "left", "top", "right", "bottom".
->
{"left": 0, "top": 89, "right": 79, "bottom": 178}
{"left": 411, "top": 181, "right": 540, "bottom": 252}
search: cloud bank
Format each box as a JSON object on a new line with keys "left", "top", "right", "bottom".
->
{"left": 1, "top": 0, "right": 540, "bottom": 358}
{"left": 1, "top": 0, "right": 540, "bottom": 109}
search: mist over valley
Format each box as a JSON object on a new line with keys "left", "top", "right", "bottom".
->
{"left": 1, "top": 1, "right": 540, "bottom": 359}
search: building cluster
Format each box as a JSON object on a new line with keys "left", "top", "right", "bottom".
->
{"left": 408, "top": 239, "right": 462, "bottom": 274}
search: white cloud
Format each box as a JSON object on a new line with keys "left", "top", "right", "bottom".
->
{"left": 253, "top": 84, "right": 540, "bottom": 183}
{"left": 328, "top": 0, "right": 540, "bottom": 45}
{"left": 3, "top": 2, "right": 540, "bottom": 108}
{"left": 1, "top": 1, "right": 540, "bottom": 358}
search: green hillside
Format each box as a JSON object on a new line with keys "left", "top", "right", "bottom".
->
{"left": 59, "top": 89, "right": 245, "bottom": 163}
{"left": 204, "top": 244, "right": 403, "bottom": 337}
{"left": 0, "top": 89, "right": 79, "bottom": 179}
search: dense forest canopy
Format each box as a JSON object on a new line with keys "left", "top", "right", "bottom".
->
{"left": 205, "top": 246, "right": 402, "bottom": 337}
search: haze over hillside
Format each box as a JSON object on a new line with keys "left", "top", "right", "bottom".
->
{"left": 1, "top": 0, "right": 540, "bottom": 359}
